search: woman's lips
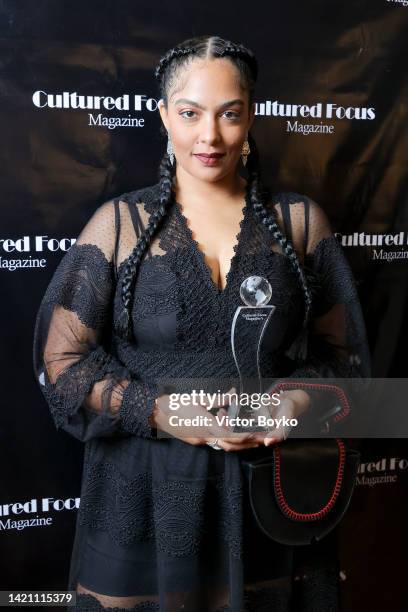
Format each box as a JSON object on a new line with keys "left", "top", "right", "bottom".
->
{"left": 193, "top": 153, "right": 225, "bottom": 166}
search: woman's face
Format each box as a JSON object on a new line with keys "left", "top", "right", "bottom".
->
{"left": 158, "top": 57, "right": 255, "bottom": 183}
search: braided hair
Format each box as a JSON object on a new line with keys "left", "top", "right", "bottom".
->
{"left": 116, "top": 153, "right": 174, "bottom": 339}
{"left": 116, "top": 35, "right": 312, "bottom": 354}
{"left": 245, "top": 132, "right": 313, "bottom": 329}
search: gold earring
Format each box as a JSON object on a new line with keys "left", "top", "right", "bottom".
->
{"left": 241, "top": 138, "right": 250, "bottom": 166}
{"left": 167, "top": 135, "right": 175, "bottom": 165}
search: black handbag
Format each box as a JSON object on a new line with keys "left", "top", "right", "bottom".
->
{"left": 241, "top": 382, "right": 361, "bottom": 546}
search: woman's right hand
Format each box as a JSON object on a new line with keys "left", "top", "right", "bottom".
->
{"left": 151, "top": 389, "right": 262, "bottom": 451}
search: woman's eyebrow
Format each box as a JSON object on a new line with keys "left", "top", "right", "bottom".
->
{"left": 174, "top": 98, "right": 244, "bottom": 110}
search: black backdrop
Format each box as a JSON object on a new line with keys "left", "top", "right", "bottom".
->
{"left": 0, "top": 1, "right": 407, "bottom": 610}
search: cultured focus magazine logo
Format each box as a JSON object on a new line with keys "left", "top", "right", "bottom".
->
{"left": 356, "top": 456, "right": 408, "bottom": 487}
{"left": 0, "top": 235, "right": 76, "bottom": 271}
{"left": 0, "top": 497, "right": 80, "bottom": 532}
{"left": 32, "top": 90, "right": 158, "bottom": 129}
{"left": 335, "top": 231, "right": 408, "bottom": 261}
{"left": 255, "top": 100, "right": 376, "bottom": 135}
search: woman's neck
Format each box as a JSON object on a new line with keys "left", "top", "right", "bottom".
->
{"left": 173, "top": 165, "right": 247, "bottom": 211}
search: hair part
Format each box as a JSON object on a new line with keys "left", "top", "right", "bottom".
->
{"left": 116, "top": 35, "right": 312, "bottom": 357}
{"left": 155, "top": 35, "right": 257, "bottom": 108}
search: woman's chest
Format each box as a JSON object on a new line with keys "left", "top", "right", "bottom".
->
{"left": 113, "top": 241, "right": 304, "bottom": 353}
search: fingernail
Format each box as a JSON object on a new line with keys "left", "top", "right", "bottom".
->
{"left": 265, "top": 438, "right": 277, "bottom": 446}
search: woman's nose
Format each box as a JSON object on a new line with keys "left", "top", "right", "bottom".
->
{"left": 198, "top": 116, "right": 221, "bottom": 145}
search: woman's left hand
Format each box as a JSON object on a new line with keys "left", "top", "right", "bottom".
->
{"left": 263, "top": 390, "right": 311, "bottom": 445}
{"left": 219, "top": 390, "right": 311, "bottom": 447}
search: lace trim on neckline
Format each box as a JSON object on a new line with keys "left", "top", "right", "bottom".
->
{"left": 171, "top": 182, "right": 252, "bottom": 297}
{"left": 175, "top": 200, "right": 249, "bottom": 297}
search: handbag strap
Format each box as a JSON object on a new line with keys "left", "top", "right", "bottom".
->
{"left": 268, "top": 381, "right": 350, "bottom": 424}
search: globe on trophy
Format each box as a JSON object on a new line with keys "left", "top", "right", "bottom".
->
{"left": 228, "top": 276, "right": 276, "bottom": 431}
{"left": 239, "top": 275, "right": 273, "bottom": 308}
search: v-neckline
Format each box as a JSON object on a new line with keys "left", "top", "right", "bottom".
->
{"left": 174, "top": 182, "right": 251, "bottom": 297}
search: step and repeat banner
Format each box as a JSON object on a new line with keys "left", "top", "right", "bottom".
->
{"left": 0, "top": 0, "right": 407, "bottom": 610}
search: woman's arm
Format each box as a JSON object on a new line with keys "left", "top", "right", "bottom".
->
{"left": 267, "top": 194, "right": 370, "bottom": 436}
{"left": 33, "top": 199, "right": 159, "bottom": 443}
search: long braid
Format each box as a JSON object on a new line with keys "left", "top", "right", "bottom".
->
{"left": 116, "top": 153, "right": 175, "bottom": 340}
{"left": 246, "top": 133, "right": 313, "bottom": 335}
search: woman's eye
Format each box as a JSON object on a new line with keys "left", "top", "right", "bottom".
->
{"left": 222, "top": 111, "right": 240, "bottom": 120}
{"left": 180, "top": 110, "right": 196, "bottom": 119}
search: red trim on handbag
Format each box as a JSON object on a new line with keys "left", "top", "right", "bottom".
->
{"left": 269, "top": 381, "right": 350, "bottom": 423}
{"left": 274, "top": 439, "right": 346, "bottom": 521}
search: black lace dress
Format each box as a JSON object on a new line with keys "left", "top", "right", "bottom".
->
{"left": 32, "top": 181, "right": 370, "bottom": 611}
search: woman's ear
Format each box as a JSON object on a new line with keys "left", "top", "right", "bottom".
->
{"left": 158, "top": 99, "right": 169, "bottom": 131}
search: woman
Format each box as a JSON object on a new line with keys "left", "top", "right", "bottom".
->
{"left": 33, "top": 36, "right": 370, "bottom": 611}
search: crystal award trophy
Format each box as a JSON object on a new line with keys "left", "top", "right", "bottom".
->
{"left": 228, "top": 276, "right": 276, "bottom": 432}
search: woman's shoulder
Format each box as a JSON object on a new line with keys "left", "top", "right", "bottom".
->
{"left": 266, "top": 190, "right": 311, "bottom": 232}
{"left": 92, "top": 182, "right": 161, "bottom": 214}
{"left": 88, "top": 182, "right": 162, "bottom": 233}
{"left": 270, "top": 190, "right": 309, "bottom": 205}
{"left": 267, "top": 190, "right": 329, "bottom": 225}
{"left": 114, "top": 181, "right": 162, "bottom": 207}
{"left": 266, "top": 190, "right": 333, "bottom": 256}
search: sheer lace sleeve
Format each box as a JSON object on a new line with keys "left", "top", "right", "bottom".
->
{"left": 32, "top": 199, "right": 159, "bottom": 443}
{"left": 271, "top": 193, "right": 371, "bottom": 433}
